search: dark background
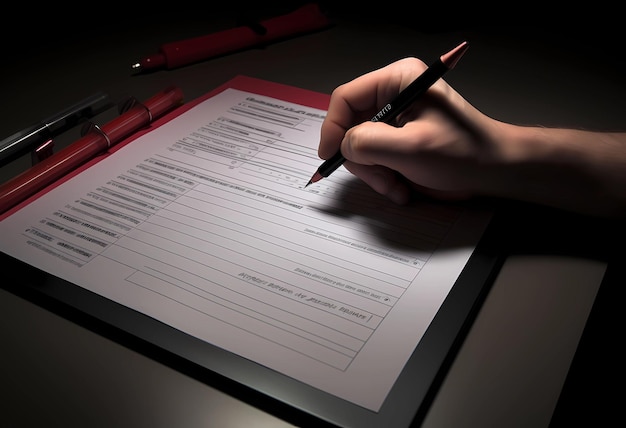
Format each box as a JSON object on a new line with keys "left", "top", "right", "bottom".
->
{"left": 2, "top": 2, "right": 624, "bottom": 426}
{"left": 4, "top": 1, "right": 625, "bottom": 64}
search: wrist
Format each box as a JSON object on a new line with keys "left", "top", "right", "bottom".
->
{"left": 487, "top": 123, "right": 626, "bottom": 217}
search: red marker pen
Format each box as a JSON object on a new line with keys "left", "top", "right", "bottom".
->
{"left": 0, "top": 86, "right": 184, "bottom": 216}
{"left": 131, "top": 3, "right": 331, "bottom": 73}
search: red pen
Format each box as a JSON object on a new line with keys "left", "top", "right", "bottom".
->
{"left": 0, "top": 86, "right": 184, "bottom": 216}
{"left": 131, "top": 3, "right": 331, "bottom": 73}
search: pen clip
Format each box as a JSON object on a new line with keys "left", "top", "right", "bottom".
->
{"left": 80, "top": 122, "right": 112, "bottom": 149}
{"left": 118, "top": 96, "right": 153, "bottom": 122}
{"left": 78, "top": 95, "right": 153, "bottom": 139}
{"left": 118, "top": 95, "right": 140, "bottom": 115}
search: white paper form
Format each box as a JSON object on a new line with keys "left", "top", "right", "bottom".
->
{"left": 0, "top": 87, "right": 491, "bottom": 411}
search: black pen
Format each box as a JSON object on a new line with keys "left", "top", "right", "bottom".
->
{"left": 305, "top": 40, "right": 469, "bottom": 187}
{"left": 0, "top": 91, "right": 113, "bottom": 165}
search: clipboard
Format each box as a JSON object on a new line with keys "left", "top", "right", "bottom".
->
{"left": 0, "top": 75, "right": 503, "bottom": 427}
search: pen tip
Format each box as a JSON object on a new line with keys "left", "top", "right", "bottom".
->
{"left": 441, "top": 41, "right": 469, "bottom": 69}
{"left": 131, "top": 63, "right": 142, "bottom": 72}
{"left": 304, "top": 180, "right": 312, "bottom": 188}
{"left": 306, "top": 171, "right": 323, "bottom": 187}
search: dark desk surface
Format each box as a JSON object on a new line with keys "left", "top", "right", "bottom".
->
{"left": 1, "top": 4, "right": 624, "bottom": 427}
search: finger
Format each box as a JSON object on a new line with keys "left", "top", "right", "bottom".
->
{"left": 319, "top": 58, "right": 427, "bottom": 159}
{"left": 318, "top": 83, "right": 381, "bottom": 159}
{"left": 341, "top": 121, "right": 424, "bottom": 168}
{"left": 343, "top": 162, "right": 412, "bottom": 205}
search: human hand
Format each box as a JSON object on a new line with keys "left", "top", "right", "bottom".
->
{"left": 318, "top": 56, "right": 501, "bottom": 204}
